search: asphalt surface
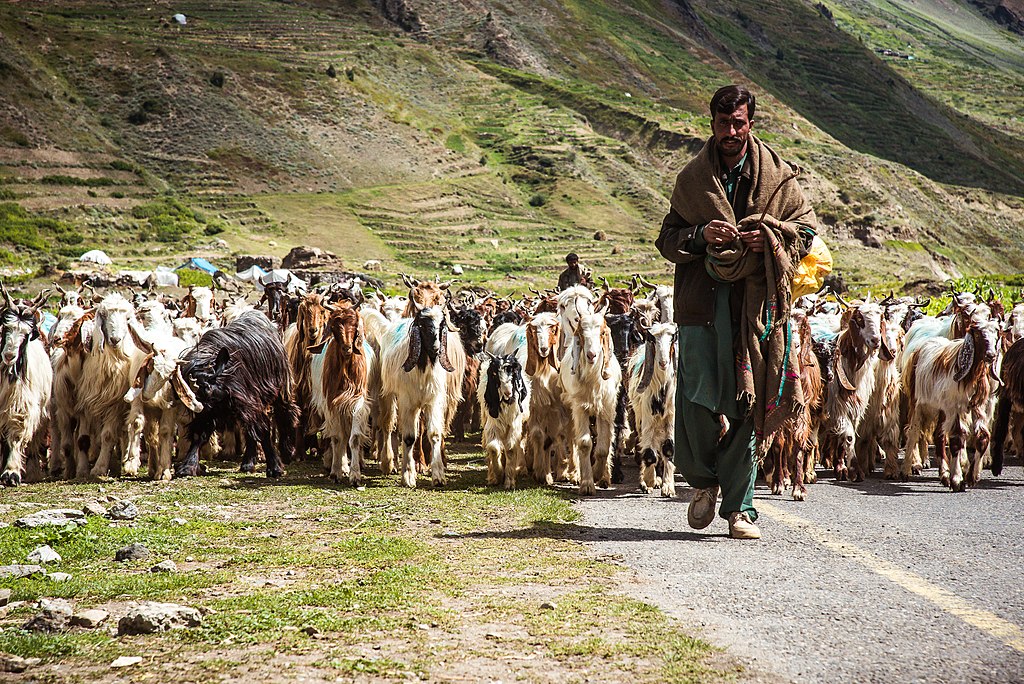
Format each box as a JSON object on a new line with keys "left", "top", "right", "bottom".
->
{"left": 575, "top": 460, "right": 1024, "bottom": 683}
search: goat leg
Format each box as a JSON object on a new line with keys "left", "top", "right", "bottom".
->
{"left": 175, "top": 427, "right": 212, "bottom": 478}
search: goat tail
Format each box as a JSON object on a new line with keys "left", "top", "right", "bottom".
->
{"left": 990, "top": 393, "right": 1011, "bottom": 477}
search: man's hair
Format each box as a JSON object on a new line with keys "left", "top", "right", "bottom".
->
{"left": 566, "top": 253, "right": 579, "bottom": 264}
{"left": 710, "top": 85, "right": 755, "bottom": 120}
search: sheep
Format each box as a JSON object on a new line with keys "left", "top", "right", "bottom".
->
{"left": 625, "top": 321, "right": 677, "bottom": 497}
{"left": 991, "top": 338, "right": 1024, "bottom": 477}
{"left": 377, "top": 303, "right": 466, "bottom": 488}
{"left": 0, "top": 287, "right": 53, "bottom": 486}
{"left": 477, "top": 352, "right": 531, "bottom": 489}
{"left": 309, "top": 304, "right": 375, "bottom": 485}
{"left": 903, "top": 315, "right": 1001, "bottom": 490}
{"left": 558, "top": 306, "right": 620, "bottom": 495}
{"left": 76, "top": 292, "right": 148, "bottom": 478}
{"left": 171, "top": 310, "right": 298, "bottom": 478}
{"left": 824, "top": 297, "right": 882, "bottom": 482}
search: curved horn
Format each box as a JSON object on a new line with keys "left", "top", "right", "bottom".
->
{"left": 599, "top": 276, "right": 611, "bottom": 293}
{"left": 834, "top": 291, "right": 851, "bottom": 310}
{"left": 171, "top": 366, "right": 204, "bottom": 413}
{"left": 0, "top": 281, "right": 12, "bottom": 309}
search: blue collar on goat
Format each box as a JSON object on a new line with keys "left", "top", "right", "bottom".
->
{"left": 403, "top": 305, "right": 455, "bottom": 373}
{"left": 483, "top": 352, "right": 527, "bottom": 418}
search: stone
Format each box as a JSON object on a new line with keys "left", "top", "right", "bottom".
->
{"left": 117, "top": 602, "right": 202, "bottom": 635}
{"left": 27, "top": 545, "right": 62, "bottom": 564}
{"left": 171, "top": 517, "right": 187, "bottom": 526}
{"left": 0, "top": 654, "right": 40, "bottom": 673}
{"left": 22, "top": 598, "right": 73, "bottom": 632}
{"left": 451, "top": 264, "right": 464, "bottom": 275}
{"left": 540, "top": 601, "right": 558, "bottom": 610}
{"left": 0, "top": 589, "right": 10, "bottom": 606}
{"left": 594, "top": 230, "right": 608, "bottom": 241}
{"left": 106, "top": 500, "right": 139, "bottom": 521}
{"left": 47, "top": 573, "right": 73, "bottom": 583}
{"left": 71, "top": 609, "right": 109, "bottom": 628}
{"left": 115, "top": 543, "right": 151, "bottom": 562}
{"left": 0, "top": 564, "right": 44, "bottom": 579}
{"left": 150, "top": 560, "right": 177, "bottom": 573}
{"left": 110, "top": 656, "right": 142, "bottom": 668}
{"left": 14, "top": 509, "right": 86, "bottom": 528}
{"left": 611, "top": 244, "right": 623, "bottom": 255}
{"left": 82, "top": 501, "right": 108, "bottom": 517}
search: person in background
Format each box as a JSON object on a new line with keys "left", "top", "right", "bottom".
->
{"left": 557, "top": 252, "right": 592, "bottom": 291}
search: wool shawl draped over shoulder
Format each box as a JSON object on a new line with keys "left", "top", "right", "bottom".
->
{"left": 669, "top": 134, "right": 818, "bottom": 453}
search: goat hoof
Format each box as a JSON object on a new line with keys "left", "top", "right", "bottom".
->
{"left": 911, "top": 465, "right": 923, "bottom": 476}
{"left": 267, "top": 468, "right": 284, "bottom": 479}
{"left": 432, "top": 478, "right": 445, "bottom": 488}
{"left": 579, "top": 482, "right": 596, "bottom": 496}
{"left": 953, "top": 480, "right": 966, "bottom": 493}
{"left": 174, "top": 464, "right": 199, "bottom": 479}
{"left": 611, "top": 468, "right": 624, "bottom": 484}
{"left": 939, "top": 475, "right": 950, "bottom": 487}
{"left": 792, "top": 489, "right": 806, "bottom": 501}
{"left": 239, "top": 463, "right": 256, "bottom": 474}
{"left": 0, "top": 471, "right": 21, "bottom": 487}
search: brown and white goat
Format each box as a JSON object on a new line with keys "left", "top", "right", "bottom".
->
{"left": 283, "top": 293, "right": 331, "bottom": 461}
{"left": 903, "top": 316, "right": 1001, "bottom": 490}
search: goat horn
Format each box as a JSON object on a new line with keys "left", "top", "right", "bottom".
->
{"left": 636, "top": 274, "right": 656, "bottom": 289}
{"left": 0, "top": 281, "right": 12, "bottom": 309}
{"left": 599, "top": 276, "right": 611, "bottom": 292}
{"left": 171, "top": 366, "right": 204, "bottom": 413}
{"left": 834, "top": 290, "right": 851, "bottom": 309}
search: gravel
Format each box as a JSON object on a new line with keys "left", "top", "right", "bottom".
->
{"left": 576, "top": 461, "right": 1024, "bottom": 683}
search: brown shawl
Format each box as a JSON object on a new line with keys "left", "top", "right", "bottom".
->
{"left": 669, "top": 134, "right": 817, "bottom": 453}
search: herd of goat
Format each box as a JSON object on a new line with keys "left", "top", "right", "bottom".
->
{"left": 0, "top": 272, "right": 1022, "bottom": 500}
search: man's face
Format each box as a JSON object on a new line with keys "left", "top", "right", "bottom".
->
{"left": 712, "top": 106, "right": 751, "bottom": 159}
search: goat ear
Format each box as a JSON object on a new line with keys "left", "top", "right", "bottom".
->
{"left": 953, "top": 332, "right": 975, "bottom": 382}
{"left": 439, "top": 328, "right": 455, "bottom": 373}
{"left": 402, "top": 325, "right": 421, "bottom": 372}
{"left": 601, "top": 326, "right": 612, "bottom": 380}
{"left": 94, "top": 310, "right": 106, "bottom": 350}
{"left": 835, "top": 355, "right": 857, "bottom": 392}
{"left": 353, "top": 323, "right": 364, "bottom": 355}
{"left": 215, "top": 347, "right": 232, "bottom": 375}
{"left": 171, "top": 365, "right": 204, "bottom": 413}
{"left": 307, "top": 340, "right": 328, "bottom": 355}
{"left": 638, "top": 339, "right": 656, "bottom": 392}
{"left": 878, "top": 321, "right": 894, "bottom": 362}
{"left": 128, "top": 322, "right": 155, "bottom": 355}
{"left": 525, "top": 330, "right": 538, "bottom": 376}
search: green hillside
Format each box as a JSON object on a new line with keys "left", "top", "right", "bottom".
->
{"left": 0, "top": 0, "right": 1021, "bottom": 292}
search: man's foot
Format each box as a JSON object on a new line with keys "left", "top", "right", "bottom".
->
{"left": 687, "top": 485, "right": 719, "bottom": 530}
{"left": 728, "top": 511, "right": 761, "bottom": 539}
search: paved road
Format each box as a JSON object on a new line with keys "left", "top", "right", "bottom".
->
{"left": 576, "top": 462, "right": 1024, "bottom": 683}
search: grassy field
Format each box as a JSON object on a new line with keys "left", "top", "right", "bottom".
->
{"left": 0, "top": 450, "right": 735, "bottom": 683}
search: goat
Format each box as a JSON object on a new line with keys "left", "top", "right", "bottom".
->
{"left": 171, "top": 310, "right": 298, "bottom": 478}
{"left": 861, "top": 304, "right": 905, "bottom": 479}
{"left": 377, "top": 304, "right": 466, "bottom": 487}
{"left": 449, "top": 304, "right": 486, "bottom": 441}
{"left": 556, "top": 285, "right": 596, "bottom": 368}
{"left": 991, "top": 338, "right": 1024, "bottom": 477}
{"left": 824, "top": 298, "right": 882, "bottom": 481}
{"left": 903, "top": 315, "right": 1001, "bottom": 490}
{"left": 625, "top": 321, "right": 677, "bottom": 496}
{"left": 47, "top": 302, "right": 87, "bottom": 479}
{"left": 605, "top": 312, "right": 646, "bottom": 484}
{"left": 633, "top": 275, "right": 674, "bottom": 323}
{"left": 181, "top": 285, "right": 217, "bottom": 326}
{"left": 596, "top": 277, "right": 634, "bottom": 315}
{"left": 558, "top": 306, "right": 620, "bottom": 495}
{"left": 309, "top": 305, "right": 374, "bottom": 485}
{"left": 764, "top": 311, "right": 822, "bottom": 500}
{"left": 76, "top": 292, "right": 147, "bottom": 478}
{"left": 0, "top": 287, "right": 52, "bottom": 486}
{"left": 477, "top": 352, "right": 531, "bottom": 489}
{"left": 283, "top": 293, "right": 331, "bottom": 461}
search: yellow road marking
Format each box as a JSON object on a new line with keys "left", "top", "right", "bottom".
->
{"left": 759, "top": 502, "right": 1024, "bottom": 653}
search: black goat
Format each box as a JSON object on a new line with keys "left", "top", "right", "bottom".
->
{"left": 605, "top": 312, "right": 646, "bottom": 484}
{"left": 992, "top": 338, "right": 1024, "bottom": 476}
{"left": 450, "top": 306, "right": 486, "bottom": 441}
{"left": 489, "top": 309, "right": 523, "bottom": 335}
{"left": 171, "top": 311, "right": 298, "bottom": 478}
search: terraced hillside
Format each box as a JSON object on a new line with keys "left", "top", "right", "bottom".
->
{"left": 0, "top": 0, "right": 1021, "bottom": 291}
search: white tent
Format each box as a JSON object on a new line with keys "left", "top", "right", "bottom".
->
{"left": 261, "top": 269, "right": 306, "bottom": 294}
{"left": 79, "top": 249, "right": 112, "bottom": 265}
{"left": 236, "top": 264, "right": 269, "bottom": 290}
{"left": 153, "top": 268, "right": 179, "bottom": 287}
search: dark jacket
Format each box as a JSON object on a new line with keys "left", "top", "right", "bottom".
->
{"left": 655, "top": 159, "right": 751, "bottom": 327}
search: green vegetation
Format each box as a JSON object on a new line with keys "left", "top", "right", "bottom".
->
{"left": 0, "top": 456, "right": 728, "bottom": 682}
{"left": 39, "top": 175, "right": 118, "bottom": 187}
{"left": 0, "top": 202, "right": 59, "bottom": 251}
{"left": 132, "top": 197, "right": 211, "bottom": 243}
{"left": 177, "top": 268, "right": 214, "bottom": 288}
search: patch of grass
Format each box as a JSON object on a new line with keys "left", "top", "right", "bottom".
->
{"left": 444, "top": 133, "right": 466, "bottom": 153}
{"left": 0, "top": 202, "right": 54, "bottom": 250}
{"left": 39, "top": 175, "right": 118, "bottom": 187}
{"left": 177, "top": 268, "right": 214, "bottom": 288}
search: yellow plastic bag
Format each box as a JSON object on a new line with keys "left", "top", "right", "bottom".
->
{"left": 791, "top": 235, "right": 833, "bottom": 300}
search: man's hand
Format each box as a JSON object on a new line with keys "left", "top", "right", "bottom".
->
{"left": 738, "top": 229, "right": 765, "bottom": 253}
{"left": 702, "top": 220, "right": 738, "bottom": 246}
{"left": 736, "top": 214, "right": 783, "bottom": 254}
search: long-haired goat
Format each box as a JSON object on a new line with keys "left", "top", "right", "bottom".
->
{"left": 477, "top": 352, "right": 531, "bottom": 489}
{"left": 991, "top": 338, "right": 1024, "bottom": 477}
{"left": 861, "top": 304, "right": 905, "bottom": 480}
{"left": 903, "top": 315, "right": 1001, "bottom": 490}
{"left": 558, "top": 306, "right": 620, "bottom": 495}
{"left": 171, "top": 311, "right": 298, "bottom": 478}
{"left": 0, "top": 287, "right": 52, "bottom": 486}
{"left": 605, "top": 312, "right": 646, "bottom": 484}
{"left": 309, "top": 305, "right": 375, "bottom": 485}
{"left": 824, "top": 297, "right": 882, "bottom": 481}
{"left": 283, "top": 293, "right": 331, "bottom": 460}
{"left": 47, "top": 302, "right": 87, "bottom": 479}
{"left": 626, "top": 321, "right": 677, "bottom": 497}
{"left": 449, "top": 304, "right": 486, "bottom": 441}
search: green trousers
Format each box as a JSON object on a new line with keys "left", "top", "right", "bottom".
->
{"left": 674, "top": 383, "right": 758, "bottom": 522}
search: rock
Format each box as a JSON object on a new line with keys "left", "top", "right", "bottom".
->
{"left": 594, "top": 230, "right": 608, "bottom": 241}
{"left": 0, "top": 589, "right": 10, "bottom": 606}
{"left": 117, "top": 602, "right": 202, "bottom": 635}
{"left": 301, "top": 626, "right": 320, "bottom": 637}
{"left": 171, "top": 517, "right": 187, "bottom": 526}
{"left": 0, "top": 654, "right": 40, "bottom": 673}
{"left": 150, "top": 560, "right": 177, "bottom": 573}
{"left": 0, "top": 564, "right": 45, "bottom": 579}
{"left": 23, "top": 598, "right": 73, "bottom": 632}
{"left": 14, "top": 509, "right": 86, "bottom": 528}
{"left": 235, "top": 255, "right": 279, "bottom": 272}
{"left": 82, "top": 501, "right": 108, "bottom": 517}
{"left": 27, "top": 545, "right": 62, "bottom": 564}
{"left": 611, "top": 244, "right": 623, "bottom": 255}
{"left": 451, "top": 264, "right": 464, "bottom": 275}
{"left": 115, "top": 543, "right": 151, "bottom": 562}
{"left": 281, "top": 245, "right": 342, "bottom": 270}
{"left": 541, "top": 601, "right": 558, "bottom": 610}
{"left": 110, "top": 656, "right": 142, "bottom": 668}
{"left": 71, "top": 609, "right": 109, "bottom": 628}
{"left": 106, "top": 501, "right": 139, "bottom": 521}
{"left": 47, "top": 572, "right": 73, "bottom": 583}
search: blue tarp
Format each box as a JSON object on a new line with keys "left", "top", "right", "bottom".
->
{"left": 176, "top": 257, "right": 218, "bottom": 275}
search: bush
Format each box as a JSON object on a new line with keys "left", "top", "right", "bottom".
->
{"left": 204, "top": 221, "right": 226, "bottom": 236}
{"left": 177, "top": 268, "right": 213, "bottom": 288}
{"left": 528, "top": 193, "right": 547, "bottom": 207}
{"left": 0, "top": 202, "right": 48, "bottom": 250}
{"left": 40, "top": 175, "right": 118, "bottom": 187}
{"left": 0, "top": 188, "right": 15, "bottom": 200}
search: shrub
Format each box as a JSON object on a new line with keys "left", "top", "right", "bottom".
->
{"left": 0, "top": 202, "right": 48, "bottom": 250}
{"left": 528, "top": 193, "right": 547, "bottom": 207}
{"left": 178, "top": 268, "right": 213, "bottom": 288}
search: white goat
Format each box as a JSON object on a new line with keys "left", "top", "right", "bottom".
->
{"left": 0, "top": 291, "right": 53, "bottom": 486}
{"left": 558, "top": 307, "right": 620, "bottom": 495}
{"left": 626, "top": 322, "right": 678, "bottom": 496}
{"left": 556, "top": 285, "right": 596, "bottom": 368}
{"left": 47, "top": 302, "right": 87, "bottom": 478}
